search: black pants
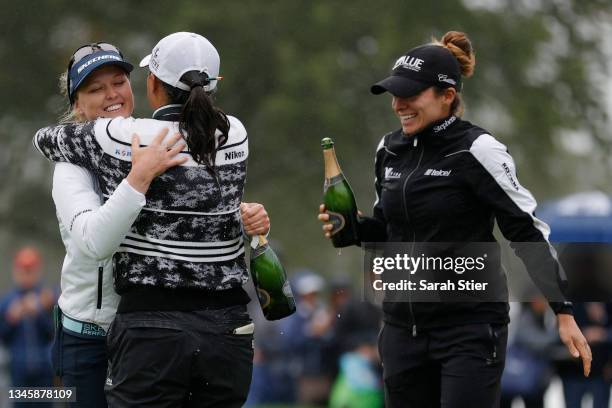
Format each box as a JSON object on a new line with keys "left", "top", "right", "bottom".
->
{"left": 380, "top": 322, "right": 508, "bottom": 408}
{"left": 51, "top": 330, "right": 108, "bottom": 408}
{"left": 105, "top": 305, "right": 254, "bottom": 408}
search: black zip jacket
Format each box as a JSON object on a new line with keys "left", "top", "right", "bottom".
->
{"left": 359, "top": 115, "right": 572, "bottom": 331}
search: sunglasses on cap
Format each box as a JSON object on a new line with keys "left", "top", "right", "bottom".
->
{"left": 66, "top": 42, "right": 125, "bottom": 101}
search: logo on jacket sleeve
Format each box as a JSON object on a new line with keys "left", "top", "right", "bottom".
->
{"left": 385, "top": 167, "right": 402, "bottom": 179}
{"left": 502, "top": 163, "right": 520, "bottom": 191}
{"left": 424, "top": 169, "right": 452, "bottom": 177}
{"left": 114, "top": 148, "right": 132, "bottom": 158}
{"left": 224, "top": 150, "right": 245, "bottom": 161}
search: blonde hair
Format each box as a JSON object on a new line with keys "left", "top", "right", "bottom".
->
{"left": 432, "top": 31, "right": 476, "bottom": 116}
{"left": 57, "top": 71, "right": 86, "bottom": 123}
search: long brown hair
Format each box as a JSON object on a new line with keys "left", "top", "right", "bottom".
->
{"left": 432, "top": 31, "right": 476, "bottom": 116}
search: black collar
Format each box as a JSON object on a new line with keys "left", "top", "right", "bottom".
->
{"left": 388, "top": 115, "right": 460, "bottom": 151}
{"left": 152, "top": 104, "right": 182, "bottom": 122}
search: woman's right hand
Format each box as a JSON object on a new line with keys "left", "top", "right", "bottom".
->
{"left": 318, "top": 204, "right": 334, "bottom": 239}
{"left": 127, "top": 128, "right": 188, "bottom": 193}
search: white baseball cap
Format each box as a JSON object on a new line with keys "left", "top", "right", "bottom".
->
{"left": 139, "top": 32, "right": 221, "bottom": 92}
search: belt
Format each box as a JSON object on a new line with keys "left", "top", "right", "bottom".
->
{"left": 61, "top": 314, "right": 107, "bottom": 338}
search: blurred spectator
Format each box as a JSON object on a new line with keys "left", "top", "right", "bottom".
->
{"left": 281, "top": 270, "right": 333, "bottom": 406}
{"left": 322, "top": 274, "right": 354, "bottom": 380}
{"left": 0, "top": 247, "right": 55, "bottom": 407}
{"left": 245, "top": 240, "right": 297, "bottom": 406}
{"left": 245, "top": 315, "right": 296, "bottom": 405}
{"left": 246, "top": 270, "right": 385, "bottom": 407}
{"left": 500, "top": 298, "right": 557, "bottom": 408}
{"left": 327, "top": 275, "right": 384, "bottom": 408}
{"left": 329, "top": 333, "right": 384, "bottom": 408}
{"left": 245, "top": 279, "right": 296, "bottom": 405}
{"left": 326, "top": 275, "right": 382, "bottom": 372}
{"left": 556, "top": 302, "right": 612, "bottom": 408}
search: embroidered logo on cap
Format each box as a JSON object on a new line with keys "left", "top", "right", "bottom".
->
{"left": 438, "top": 74, "right": 457, "bottom": 85}
{"left": 77, "top": 54, "right": 122, "bottom": 74}
{"left": 393, "top": 55, "right": 424, "bottom": 72}
{"left": 150, "top": 47, "right": 160, "bottom": 71}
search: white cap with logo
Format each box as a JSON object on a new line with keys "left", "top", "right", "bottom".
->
{"left": 139, "top": 32, "right": 220, "bottom": 92}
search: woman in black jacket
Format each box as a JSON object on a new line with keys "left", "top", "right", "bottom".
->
{"left": 319, "top": 30, "right": 591, "bottom": 408}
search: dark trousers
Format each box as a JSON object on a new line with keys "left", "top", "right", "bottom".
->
{"left": 105, "top": 305, "right": 254, "bottom": 408}
{"left": 51, "top": 330, "right": 108, "bottom": 408}
{"left": 562, "top": 376, "right": 611, "bottom": 408}
{"left": 380, "top": 322, "right": 508, "bottom": 408}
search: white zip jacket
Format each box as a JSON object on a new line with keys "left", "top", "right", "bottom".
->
{"left": 53, "top": 162, "right": 145, "bottom": 331}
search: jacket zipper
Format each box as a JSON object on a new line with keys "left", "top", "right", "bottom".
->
{"left": 401, "top": 136, "right": 425, "bottom": 337}
{"left": 97, "top": 266, "right": 103, "bottom": 309}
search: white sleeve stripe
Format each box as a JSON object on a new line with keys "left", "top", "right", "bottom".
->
{"left": 373, "top": 134, "right": 387, "bottom": 208}
{"left": 32, "top": 132, "right": 42, "bottom": 154}
{"left": 469, "top": 134, "right": 551, "bottom": 241}
{"left": 373, "top": 177, "right": 380, "bottom": 207}
{"left": 470, "top": 134, "right": 564, "bottom": 279}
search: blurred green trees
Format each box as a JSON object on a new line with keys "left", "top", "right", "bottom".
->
{"left": 1, "top": 0, "right": 611, "bottom": 283}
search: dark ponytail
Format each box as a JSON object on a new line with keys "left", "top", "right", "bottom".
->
{"left": 162, "top": 71, "right": 230, "bottom": 172}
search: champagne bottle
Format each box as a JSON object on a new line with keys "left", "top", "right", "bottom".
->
{"left": 322, "top": 137, "right": 360, "bottom": 248}
{"left": 250, "top": 235, "right": 296, "bottom": 320}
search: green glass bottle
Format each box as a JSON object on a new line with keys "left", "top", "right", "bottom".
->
{"left": 322, "top": 137, "right": 360, "bottom": 248}
{"left": 250, "top": 235, "right": 296, "bottom": 320}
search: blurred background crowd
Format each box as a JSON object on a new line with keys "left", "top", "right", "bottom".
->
{"left": 3, "top": 0, "right": 612, "bottom": 407}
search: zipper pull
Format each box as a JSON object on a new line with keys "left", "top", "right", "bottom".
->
{"left": 412, "top": 324, "right": 417, "bottom": 337}
{"left": 413, "top": 137, "right": 418, "bottom": 147}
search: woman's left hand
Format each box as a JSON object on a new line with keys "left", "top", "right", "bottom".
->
{"left": 558, "top": 313, "right": 592, "bottom": 377}
{"left": 240, "top": 202, "right": 270, "bottom": 236}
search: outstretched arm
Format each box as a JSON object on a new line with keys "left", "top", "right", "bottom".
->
{"left": 53, "top": 129, "right": 188, "bottom": 260}
{"left": 467, "top": 134, "right": 591, "bottom": 376}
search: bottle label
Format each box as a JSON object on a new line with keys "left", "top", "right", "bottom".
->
{"left": 327, "top": 211, "right": 346, "bottom": 236}
{"left": 324, "top": 174, "right": 345, "bottom": 192}
{"left": 282, "top": 280, "right": 294, "bottom": 298}
{"left": 257, "top": 288, "right": 271, "bottom": 309}
{"left": 251, "top": 243, "right": 269, "bottom": 259}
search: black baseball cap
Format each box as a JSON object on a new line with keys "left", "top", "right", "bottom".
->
{"left": 371, "top": 44, "right": 461, "bottom": 97}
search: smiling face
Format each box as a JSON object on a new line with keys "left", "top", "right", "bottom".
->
{"left": 392, "top": 87, "right": 456, "bottom": 135}
{"left": 73, "top": 65, "right": 134, "bottom": 121}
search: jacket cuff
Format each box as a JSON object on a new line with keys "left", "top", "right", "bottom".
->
{"left": 357, "top": 216, "right": 387, "bottom": 243}
{"left": 550, "top": 301, "right": 573, "bottom": 315}
{"left": 120, "top": 179, "right": 147, "bottom": 206}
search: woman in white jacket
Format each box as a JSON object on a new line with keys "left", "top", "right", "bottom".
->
{"left": 49, "top": 42, "right": 269, "bottom": 407}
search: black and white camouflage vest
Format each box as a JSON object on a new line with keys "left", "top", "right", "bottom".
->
{"left": 34, "top": 105, "right": 249, "bottom": 293}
